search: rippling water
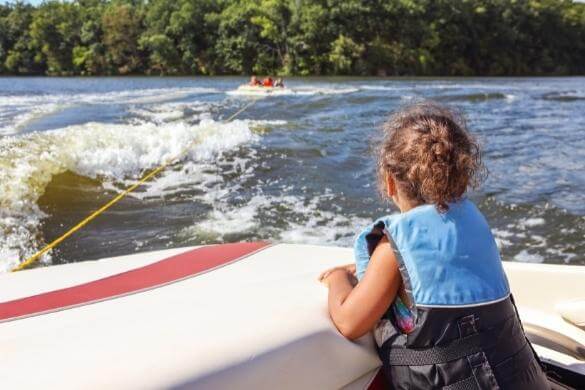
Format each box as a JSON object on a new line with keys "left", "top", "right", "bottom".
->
{"left": 0, "top": 77, "right": 583, "bottom": 271}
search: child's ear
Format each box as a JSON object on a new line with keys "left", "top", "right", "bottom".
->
{"left": 386, "top": 174, "right": 396, "bottom": 198}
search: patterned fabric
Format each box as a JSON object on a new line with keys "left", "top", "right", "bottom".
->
{"left": 373, "top": 296, "right": 415, "bottom": 347}
{"left": 392, "top": 296, "right": 415, "bottom": 334}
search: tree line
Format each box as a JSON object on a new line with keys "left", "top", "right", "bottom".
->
{"left": 1, "top": 0, "right": 584, "bottom": 76}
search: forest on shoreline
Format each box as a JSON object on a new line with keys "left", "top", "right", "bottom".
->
{"left": 1, "top": 0, "right": 585, "bottom": 77}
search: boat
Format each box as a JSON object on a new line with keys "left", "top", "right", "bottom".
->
{"left": 1, "top": 242, "right": 583, "bottom": 389}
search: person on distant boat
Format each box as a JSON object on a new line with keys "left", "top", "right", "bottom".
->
{"left": 274, "top": 78, "right": 284, "bottom": 88}
{"left": 249, "top": 76, "right": 261, "bottom": 86}
{"left": 319, "top": 102, "right": 549, "bottom": 389}
{"left": 262, "top": 77, "right": 274, "bottom": 87}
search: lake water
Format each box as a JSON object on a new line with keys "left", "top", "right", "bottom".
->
{"left": 1, "top": 77, "right": 584, "bottom": 271}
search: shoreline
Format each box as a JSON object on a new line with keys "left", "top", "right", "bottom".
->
{"left": 2, "top": 74, "right": 585, "bottom": 79}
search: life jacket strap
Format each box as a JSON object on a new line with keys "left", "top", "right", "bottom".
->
{"left": 384, "top": 314, "right": 482, "bottom": 366}
{"left": 384, "top": 331, "right": 483, "bottom": 366}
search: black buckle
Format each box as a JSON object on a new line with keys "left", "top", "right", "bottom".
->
{"left": 458, "top": 314, "right": 479, "bottom": 338}
{"left": 467, "top": 351, "right": 488, "bottom": 369}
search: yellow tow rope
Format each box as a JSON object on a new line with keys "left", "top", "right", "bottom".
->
{"left": 11, "top": 100, "right": 256, "bottom": 272}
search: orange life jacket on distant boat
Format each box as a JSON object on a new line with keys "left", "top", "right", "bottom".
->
{"left": 263, "top": 78, "right": 273, "bottom": 87}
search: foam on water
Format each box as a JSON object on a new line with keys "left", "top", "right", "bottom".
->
{"left": 359, "top": 85, "right": 409, "bottom": 91}
{"left": 179, "top": 182, "right": 372, "bottom": 247}
{"left": 492, "top": 228, "right": 514, "bottom": 249}
{"left": 0, "top": 103, "right": 66, "bottom": 135}
{"left": 0, "top": 117, "right": 256, "bottom": 271}
{"left": 520, "top": 217, "right": 546, "bottom": 228}
{"left": 0, "top": 87, "right": 220, "bottom": 134}
{"left": 513, "top": 249, "right": 544, "bottom": 263}
{"left": 542, "top": 90, "right": 585, "bottom": 101}
{"left": 248, "top": 119, "right": 288, "bottom": 126}
{"left": 277, "top": 195, "right": 371, "bottom": 245}
{"left": 128, "top": 101, "right": 215, "bottom": 125}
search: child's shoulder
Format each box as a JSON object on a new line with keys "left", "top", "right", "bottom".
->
{"left": 354, "top": 213, "right": 406, "bottom": 280}
{"left": 354, "top": 198, "right": 482, "bottom": 244}
{"left": 354, "top": 214, "right": 399, "bottom": 241}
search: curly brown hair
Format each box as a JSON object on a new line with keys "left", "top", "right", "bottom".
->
{"left": 377, "top": 102, "right": 485, "bottom": 212}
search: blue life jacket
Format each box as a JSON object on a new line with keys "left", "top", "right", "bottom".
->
{"left": 353, "top": 199, "right": 548, "bottom": 389}
{"left": 354, "top": 198, "right": 509, "bottom": 307}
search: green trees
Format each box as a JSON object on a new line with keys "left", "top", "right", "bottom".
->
{"left": 140, "top": 0, "right": 219, "bottom": 74}
{"left": 0, "top": 0, "right": 584, "bottom": 76}
{"left": 73, "top": 0, "right": 108, "bottom": 75}
{"left": 140, "top": 0, "right": 181, "bottom": 74}
{"left": 1, "top": 2, "right": 39, "bottom": 74}
{"left": 29, "top": 1, "right": 81, "bottom": 75}
{"left": 101, "top": 2, "right": 144, "bottom": 74}
{"left": 329, "top": 34, "right": 364, "bottom": 74}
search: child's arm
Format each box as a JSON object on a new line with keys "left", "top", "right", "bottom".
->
{"left": 321, "top": 236, "right": 401, "bottom": 340}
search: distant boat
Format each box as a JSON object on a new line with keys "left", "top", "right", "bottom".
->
{"left": 1, "top": 243, "right": 583, "bottom": 388}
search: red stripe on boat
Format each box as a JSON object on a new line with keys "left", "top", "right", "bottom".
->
{"left": 367, "top": 369, "right": 390, "bottom": 390}
{"left": 0, "top": 242, "right": 270, "bottom": 323}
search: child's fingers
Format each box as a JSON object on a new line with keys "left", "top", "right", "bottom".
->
{"left": 319, "top": 266, "right": 340, "bottom": 281}
{"left": 318, "top": 269, "right": 332, "bottom": 281}
{"left": 319, "top": 264, "right": 355, "bottom": 282}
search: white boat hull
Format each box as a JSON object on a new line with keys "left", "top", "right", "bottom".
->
{"left": 1, "top": 243, "right": 583, "bottom": 389}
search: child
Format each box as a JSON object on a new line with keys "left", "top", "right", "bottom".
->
{"left": 319, "top": 102, "right": 548, "bottom": 389}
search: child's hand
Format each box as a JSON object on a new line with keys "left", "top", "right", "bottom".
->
{"left": 319, "top": 264, "right": 357, "bottom": 287}
{"left": 319, "top": 263, "right": 356, "bottom": 281}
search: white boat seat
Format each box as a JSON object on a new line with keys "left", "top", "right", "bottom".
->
{"left": 557, "top": 300, "right": 585, "bottom": 330}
